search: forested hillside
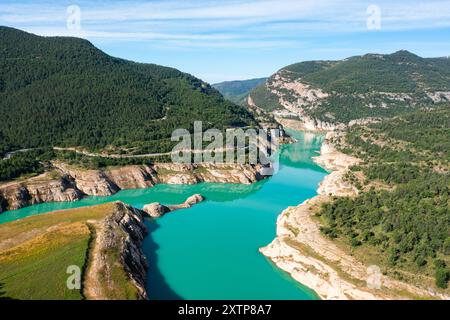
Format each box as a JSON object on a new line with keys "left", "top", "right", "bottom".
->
{"left": 317, "top": 108, "right": 450, "bottom": 290}
{"left": 0, "top": 27, "right": 255, "bottom": 156}
{"left": 249, "top": 51, "right": 450, "bottom": 125}
{"left": 213, "top": 77, "right": 267, "bottom": 105}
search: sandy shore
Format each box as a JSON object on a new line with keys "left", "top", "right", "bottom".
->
{"left": 260, "top": 132, "right": 448, "bottom": 300}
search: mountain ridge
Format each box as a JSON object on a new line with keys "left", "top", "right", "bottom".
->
{"left": 0, "top": 26, "right": 256, "bottom": 155}
{"left": 212, "top": 77, "right": 267, "bottom": 105}
{"left": 249, "top": 50, "right": 450, "bottom": 128}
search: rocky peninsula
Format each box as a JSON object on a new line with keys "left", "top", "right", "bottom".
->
{"left": 260, "top": 132, "right": 448, "bottom": 300}
{"left": 0, "top": 196, "right": 211, "bottom": 300}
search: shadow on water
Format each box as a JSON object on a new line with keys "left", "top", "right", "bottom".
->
{"left": 143, "top": 220, "right": 184, "bottom": 300}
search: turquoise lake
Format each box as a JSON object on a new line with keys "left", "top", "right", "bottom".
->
{"left": 0, "top": 131, "right": 328, "bottom": 300}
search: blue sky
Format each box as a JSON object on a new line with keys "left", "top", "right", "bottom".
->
{"left": 1, "top": 0, "right": 450, "bottom": 83}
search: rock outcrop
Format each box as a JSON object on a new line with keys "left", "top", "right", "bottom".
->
{"left": 0, "top": 201, "right": 149, "bottom": 300}
{"left": 153, "top": 163, "right": 263, "bottom": 185}
{"left": 0, "top": 173, "right": 84, "bottom": 211}
{"left": 143, "top": 194, "right": 205, "bottom": 218}
{"left": 0, "top": 162, "right": 263, "bottom": 213}
{"left": 260, "top": 132, "right": 447, "bottom": 300}
{"left": 179, "top": 194, "right": 204, "bottom": 207}
{"left": 54, "top": 162, "right": 121, "bottom": 197}
{"left": 276, "top": 116, "right": 343, "bottom": 132}
{"left": 84, "top": 202, "right": 149, "bottom": 300}
{"left": 143, "top": 203, "right": 171, "bottom": 218}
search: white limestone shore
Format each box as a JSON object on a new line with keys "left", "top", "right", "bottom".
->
{"left": 260, "top": 132, "right": 448, "bottom": 300}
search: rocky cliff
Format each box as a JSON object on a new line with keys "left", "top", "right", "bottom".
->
{"left": 0, "top": 162, "right": 263, "bottom": 213}
{"left": 0, "top": 201, "right": 150, "bottom": 300}
{"left": 0, "top": 172, "right": 84, "bottom": 212}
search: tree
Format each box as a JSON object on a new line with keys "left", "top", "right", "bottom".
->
{"left": 435, "top": 268, "right": 449, "bottom": 289}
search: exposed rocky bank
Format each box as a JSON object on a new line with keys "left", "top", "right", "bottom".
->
{"left": 0, "top": 162, "right": 263, "bottom": 213}
{"left": 143, "top": 194, "right": 205, "bottom": 218}
{"left": 260, "top": 132, "right": 448, "bottom": 300}
{"left": 84, "top": 202, "right": 149, "bottom": 300}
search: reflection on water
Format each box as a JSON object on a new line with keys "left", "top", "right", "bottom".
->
{"left": 280, "top": 131, "right": 326, "bottom": 168}
{"left": 143, "top": 130, "right": 327, "bottom": 300}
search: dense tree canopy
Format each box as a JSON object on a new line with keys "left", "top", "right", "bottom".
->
{"left": 318, "top": 108, "right": 450, "bottom": 289}
{"left": 0, "top": 27, "right": 256, "bottom": 155}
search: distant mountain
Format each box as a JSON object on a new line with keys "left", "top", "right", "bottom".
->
{"left": 213, "top": 78, "right": 267, "bottom": 105}
{"left": 0, "top": 27, "right": 256, "bottom": 154}
{"left": 249, "top": 51, "right": 450, "bottom": 129}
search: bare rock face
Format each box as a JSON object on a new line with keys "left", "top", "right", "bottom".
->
{"left": 168, "top": 193, "right": 205, "bottom": 211}
{"left": 0, "top": 194, "right": 5, "bottom": 213}
{"left": 143, "top": 194, "right": 205, "bottom": 218}
{"left": 0, "top": 173, "right": 84, "bottom": 211}
{"left": 53, "top": 162, "right": 119, "bottom": 196}
{"left": 26, "top": 175, "right": 83, "bottom": 205}
{"left": 165, "top": 174, "right": 199, "bottom": 185}
{"left": 1, "top": 185, "right": 30, "bottom": 211}
{"left": 143, "top": 203, "right": 171, "bottom": 218}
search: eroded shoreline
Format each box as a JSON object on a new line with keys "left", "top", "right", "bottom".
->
{"left": 260, "top": 132, "right": 448, "bottom": 300}
{"left": 0, "top": 162, "right": 264, "bottom": 214}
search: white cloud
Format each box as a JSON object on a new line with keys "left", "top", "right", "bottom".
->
{"left": 1, "top": 0, "right": 450, "bottom": 47}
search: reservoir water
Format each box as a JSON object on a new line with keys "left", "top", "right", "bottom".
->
{"left": 0, "top": 131, "right": 327, "bottom": 300}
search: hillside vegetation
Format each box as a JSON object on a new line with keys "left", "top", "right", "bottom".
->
{"left": 249, "top": 51, "right": 450, "bottom": 124}
{"left": 317, "top": 108, "right": 450, "bottom": 290}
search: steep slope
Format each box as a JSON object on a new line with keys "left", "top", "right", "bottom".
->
{"left": 249, "top": 51, "right": 450, "bottom": 130}
{"left": 318, "top": 108, "right": 450, "bottom": 293}
{"left": 262, "top": 108, "right": 450, "bottom": 299}
{"left": 0, "top": 27, "right": 256, "bottom": 155}
{"left": 0, "top": 161, "right": 264, "bottom": 213}
{"left": 213, "top": 77, "right": 267, "bottom": 105}
{"left": 0, "top": 202, "right": 148, "bottom": 300}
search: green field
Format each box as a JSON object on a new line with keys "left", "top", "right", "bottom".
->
{"left": 0, "top": 203, "right": 138, "bottom": 300}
